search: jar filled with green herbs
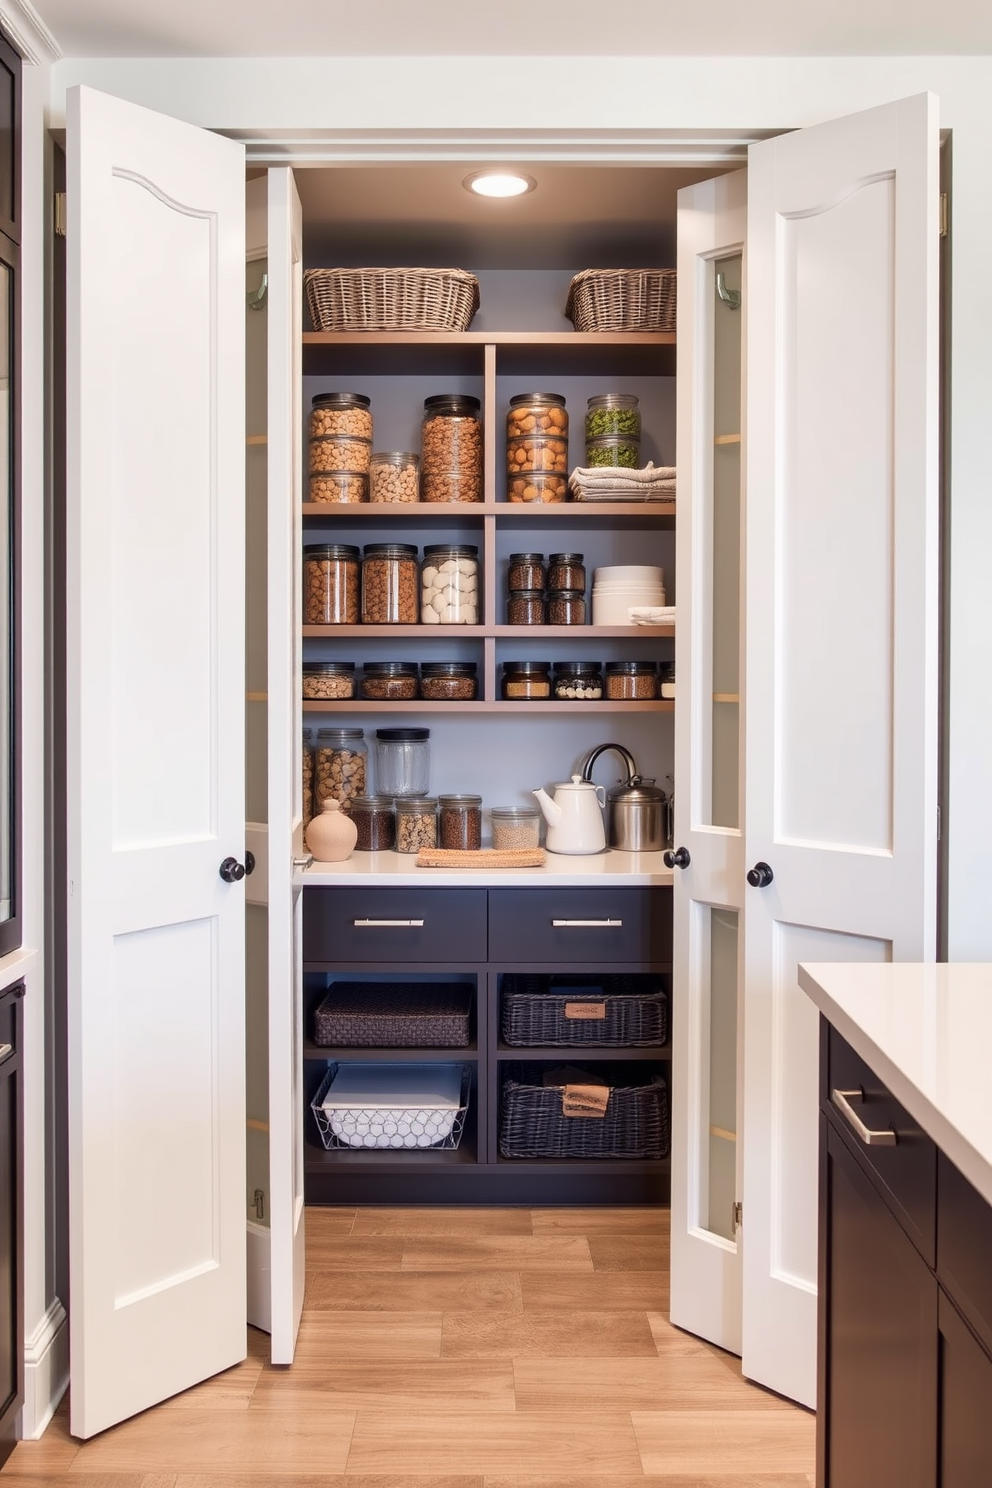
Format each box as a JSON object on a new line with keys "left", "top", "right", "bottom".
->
{"left": 585, "top": 393, "right": 641, "bottom": 443}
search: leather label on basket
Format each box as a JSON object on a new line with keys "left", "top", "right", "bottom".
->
{"left": 562, "top": 1083, "right": 609, "bottom": 1119}
{"left": 564, "top": 1001, "right": 607, "bottom": 1020}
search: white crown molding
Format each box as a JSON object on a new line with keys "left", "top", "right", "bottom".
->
{"left": 0, "top": 0, "right": 62, "bottom": 65}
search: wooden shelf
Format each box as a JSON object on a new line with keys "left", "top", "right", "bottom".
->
{"left": 495, "top": 1043, "right": 671, "bottom": 1062}
{"left": 303, "top": 330, "right": 675, "bottom": 349}
{"left": 302, "top": 624, "right": 674, "bottom": 640}
{"left": 304, "top": 1042, "right": 479, "bottom": 1061}
{"left": 302, "top": 501, "right": 675, "bottom": 523}
{"left": 302, "top": 699, "right": 675, "bottom": 715}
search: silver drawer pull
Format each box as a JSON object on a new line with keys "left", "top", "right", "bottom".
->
{"left": 353, "top": 918, "right": 425, "bottom": 928}
{"left": 552, "top": 918, "right": 623, "bottom": 928}
{"left": 831, "top": 1087, "right": 897, "bottom": 1147}
{"left": 0, "top": 1042, "right": 11, "bottom": 1064}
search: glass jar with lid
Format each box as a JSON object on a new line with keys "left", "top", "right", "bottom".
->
{"left": 421, "top": 544, "right": 479, "bottom": 625}
{"left": 438, "top": 794, "right": 483, "bottom": 850}
{"left": 308, "top": 471, "right": 368, "bottom": 504}
{"left": 507, "top": 552, "right": 545, "bottom": 591}
{"left": 303, "top": 660, "right": 355, "bottom": 701}
{"left": 361, "top": 543, "right": 419, "bottom": 624}
{"left": 552, "top": 661, "right": 603, "bottom": 700}
{"left": 302, "top": 726, "right": 315, "bottom": 829}
{"left": 314, "top": 727, "right": 367, "bottom": 809}
{"left": 659, "top": 661, "right": 676, "bottom": 699}
{"left": 547, "top": 589, "right": 586, "bottom": 626}
{"left": 309, "top": 433, "right": 372, "bottom": 475}
{"left": 506, "top": 393, "right": 568, "bottom": 440}
{"left": 490, "top": 805, "right": 542, "bottom": 850}
{"left": 507, "top": 589, "right": 545, "bottom": 626}
{"left": 501, "top": 661, "right": 552, "bottom": 700}
{"left": 604, "top": 660, "right": 658, "bottom": 699}
{"left": 547, "top": 553, "right": 585, "bottom": 592}
{"left": 421, "top": 394, "right": 483, "bottom": 503}
{"left": 585, "top": 434, "right": 641, "bottom": 469}
{"left": 370, "top": 451, "right": 419, "bottom": 504}
{"left": 394, "top": 797, "right": 438, "bottom": 853}
{"left": 585, "top": 393, "right": 641, "bottom": 443}
{"left": 349, "top": 796, "right": 396, "bottom": 852}
{"left": 309, "top": 391, "right": 373, "bottom": 441}
{"left": 419, "top": 662, "right": 478, "bottom": 701}
{"left": 375, "top": 727, "right": 431, "bottom": 798}
{"left": 304, "top": 543, "right": 360, "bottom": 625}
{"left": 359, "top": 661, "right": 419, "bottom": 700}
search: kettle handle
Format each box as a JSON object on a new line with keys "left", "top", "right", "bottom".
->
{"left": 594, "top": 785, "right": 606, "bottom": 808}
{"left": 580, "top": 742, "right": 638, "bottom": 785}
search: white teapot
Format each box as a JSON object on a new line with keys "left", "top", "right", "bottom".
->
{"left": 533, "top": 775, "right": 607, "bottom": 855}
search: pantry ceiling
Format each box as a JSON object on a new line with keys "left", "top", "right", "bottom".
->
{"left": 31, "top": 0, "right": 992, "bottom": 57}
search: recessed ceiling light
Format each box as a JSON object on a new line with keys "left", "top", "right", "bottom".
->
{"left": 463, "top": 171, "right": 536, "bottom": 199}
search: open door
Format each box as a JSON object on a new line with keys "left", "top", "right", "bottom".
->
{"left": 741, "top": 93, "right": 940, "bottom": 1406}
{"left": 66, "top": 86, "right": 247, "bottom": 1437}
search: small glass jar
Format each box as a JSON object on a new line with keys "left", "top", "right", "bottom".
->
{"left": 585, "top": 434, "right": 641, "bottom": 469}
{"left": 349, "top": 795, "right": 396, "bottom": 852}
{"left": 659, "top": 662, "right": 676, "bottom": 700}
{"left": 314, "top": 727, "right": 367, "bottom": 809}
{"left": 375, "top": 727, "right": 431, "bottom": 798}
{"left": 506, "top": 432, "right": 569, "bottom": 475}
{"left": 507, "top": 553, "right": 545, "bottom": 591}
{"left": 309, "top": 392, "right": 373, "bottom": 441}
{"left": 547, "top": 553, "right": 586, "bottom": 592}
{"left": 304, "top": 543, "right": 360, "bottom": 625}
{"left": 395, "top": 796, "right": 438, "bottom": 854}
{"left": 552, "top": 661, "right": 603, "bottom": 700}
{"left": 361, "top": 543, "right": 419, "bottom": 625}
{"left": 585, "top": 393, "right": 641, "bottom": 443}
{"left": 421, "top": 394, "right": 483, "bottom": 503}
{"left": 506, "top": 471, "right": 568, "bottom": 503}
{"left": 370, "top": 451, "right": 420, "bottom": 504}
{"left": 547, "top": 588, "right": 586, "bottom": 626}
{"left": 604, "top": 660, "right": 658, "bottom": 699}
{"left": 359, "top": 662, "right": 419, "bottom": 700}
{"left": 501, "top": 661, "right": 552, "bottom": 700}
{"left": 421, "top": 544, "right": 479, "bottom": 625}
{"left": 507, "top": 589, "right": 545, "bottom": 626}
{"left": 308, "top": 471, "right": 368, "bottom": 504}
{"left": 506, "top": 392, "right": 568, "bottom": 441}
{"left": 438, "top": 793, "right": 483, "bottom": 850}
{"left": 302, "top": 726, "right": 315, "bottom": 829}
{"left": 419, "top": 662, "right": 478, "bottom": 701}
{"left": 309, "top": 433, "right": 372, "bottom": 475}
{"left": 490, "top": 805, "right": 542, "bottom": 850}
{"left": 303, "top": 660, "right": 355, "bottom": 701}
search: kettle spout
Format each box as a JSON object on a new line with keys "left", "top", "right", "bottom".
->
{"left": 533, "top": 787, "right": 561, "bottom": 827}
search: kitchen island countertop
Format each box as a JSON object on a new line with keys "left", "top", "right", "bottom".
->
{"left": 297, "top": 847, "right": 674, "bottom": 890}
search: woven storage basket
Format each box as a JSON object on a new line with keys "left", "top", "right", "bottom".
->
{"left": 499, "top": 1063, "right": 669, "bottom": 1160}
{"left": 312, "top": 982, "right": 473, "bottom": 1048}
{"left": 565, "top": 268, "right": 677, "bottom": 333}
{"left": 304, "top": 267, "right": 480, "bottom": 333}
{"left": 501, "top": 974, "right": 667, "bottom": 1048}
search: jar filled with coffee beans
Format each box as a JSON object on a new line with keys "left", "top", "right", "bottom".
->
{"left": 302, "top": 727, "right": 314, "bottom": 829}
{"left": 304, "top": 543, "right": 360, "bottom": 625}
{"left": 604, "top": 660, "right": 658, "bottom": 699}
{"left": 361, "top": 543, "right": 419, "bottom": 624}
{"left": 421, "top": 394, "right": 483, "bottom": 503}
{"left": 552, "top": 661, "right": 603, "bottom": 700}
{"left": 547, "top": 553, "right": 585, "bottom": 592}
{"left": 421, "top": 544, "right": 479, "bottom": 625}
{"left": 501, "top": 661, "right": 552, "bottom": 699}
{"left": 303, "top": 660, "right": 355, "bottom": 701}
{"left": 419, "top": 661, "right": 478, "bottom": 701}
{"left": 394, "top": 797, "right": 438, "bottom": 854}
{"left": 314, "top": 727, "right": 367, "bottom": 809}
{"left": 349, "top": 795, "right": 396, "bottom": 852}
{"left": 507, "top": 552, "right": 545, "bottom": 591}
{"left": 547, "top": 589, "right": 586, "bottom": 626}
{"left": 309, "top": 391, "right": 373, "bottom": 442}
{"left": 507, "top": 589, "right": 545, "bottom": 625}
{"left": 359, "top": 662, "right": 419, "bottom": 700}
{"left": 438, "top": 793, "right": 483, "bottom": 850}
{"left": 370, "top": 451, "right": 419, "bottom": 504}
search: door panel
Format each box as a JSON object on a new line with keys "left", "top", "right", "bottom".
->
{"left": 66, "top": 84, "right": 247, "bottom": 1438}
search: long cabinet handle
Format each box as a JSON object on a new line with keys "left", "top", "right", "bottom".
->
{"left": 353, "top": 918, "right": 425, "bottom": 928}
{"left": 551, "top": 918, "right": 623, "bottom": 928}
{"left": 831, "top": 1087, "right": 897, "bottom": 1147}
{"left": 0, "top": 1042, "right": 11, "bottom": 1064}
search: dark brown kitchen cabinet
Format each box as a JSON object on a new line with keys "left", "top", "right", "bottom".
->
{"left": 0, "top": 982, "right": 23, "bottom": 1468}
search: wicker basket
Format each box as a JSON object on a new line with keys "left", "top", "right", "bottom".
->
{"left": 501, "top": 974, "right": 667, "bottom": 1048}
{"left": 565, "top": 269, "right": 677, "bottom": 333}
{"left": 312, "top": 982, "right": 473, "bottom": 1048}
{"left": 304, "top": 267, "right": 480, "bottom": 333}
{"left": 499, "top": 1063, "right": 669, "bottom": 1160}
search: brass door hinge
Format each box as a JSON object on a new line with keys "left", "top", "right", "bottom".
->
{"left": 939, "top": 192, "right": 949, "bottom": 239}
{"left": 54, "top": 191, "right": 66, "bottom": 237}
{"left": 732, "top": 1200, "right": 743, "bottom": 1232}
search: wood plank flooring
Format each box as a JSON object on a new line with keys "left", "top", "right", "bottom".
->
{"left": 2, "top": 1206, "right": 815, "bottom": 1488}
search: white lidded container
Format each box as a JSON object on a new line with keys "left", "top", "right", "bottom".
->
{"left": 591, "top": 564, "right": 666, "bottom": 626}
{"left": 312, "top": 1063, "right": 469, "bottom": 1149}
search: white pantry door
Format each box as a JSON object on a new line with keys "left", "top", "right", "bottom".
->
{"left": 266, "top": 166, "right": 307, "bottom": 1362}
{"left": 66, "top": 85, "right": 247, "bottom": 1437}
{"left": 742, "top": 92, "right": 940, "bottom": 1406}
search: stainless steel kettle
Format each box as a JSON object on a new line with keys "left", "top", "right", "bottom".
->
{"left": 579, "top": 743, "right": 667, "bottom": 852}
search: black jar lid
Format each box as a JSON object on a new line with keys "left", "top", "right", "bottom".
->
{"left": 548, "top": 552, "right": 584, "bottom": 564}
{"left": 362, "top": 661, "right": 419, "bottom": 675}
{"left": 508, "top": 588, "right": 545, "bottom": 600}
{"left": 605, "top": 660, "right": 658, "bottom": 673}
{"left": 362, "top": 542, "right": 419, "bottom": 558}
{"left": 303, "top": 542, "right": 360, "bottom": 559}
{"left": 311, "top": 392, "right": 371, "bottom": 408}
{"left": 509, "top": 392, "right": 566, "bottom": 406}
{"left": 375, "top": 727, "right": 430, "bottom": 741}
{"left": 423, "top": 543, "right": 479, "bottom": 558}
{"left": 303, "top": 660, "right": 355, "bottom": 673}
{"left": 546, "top": 588, "right": 585, "bottom": 599}
{"left": 508, "top": 552, "right": 545, "bottom": 564}
{"left": 421, "top": 661, "right": 477, "bottom": 676}
{"left": 552, "top": 660, "right": 602, "bottom": 675}
{"left": 501, "top": 660, "right": 551, "bottom": 673}
{"left": 424, "top": 393, "right": 481, "bottom": 413}
{"left": 316, "top": 726, "right": 364, "bottom": 741}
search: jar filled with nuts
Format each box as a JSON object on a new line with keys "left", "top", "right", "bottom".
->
{"left": 349, "top": 795, "right": 396, "bottom": 852}
{"left": 547, "top": 589, "right": 586, "bottom": 626}
{"left": 421, "top": 544, "right": 479, "bottom": 625}
{"left": 552, "top": 661, "right": 603, "bottom": 700}
{"left": 506, "top": 471, "right": 568, "bottom": 503}
{"left": 421, "top": 394, "right": 483, "bottom": 503}
{"left": 370, "top": 451, "right": 420, "bottom": 504}
{"left": 604, "top": 660, "right": 658, "bottom": 700}
{"left": 506, "top": 392, "right": 568, "bottom": 442}
{"left": 585, "top": 393, "right": 641, "bottom": 443}
{"left": 490, "top": 805, "right": 542, "bottom": 850}
{"left": 394, "top": 797, "right": 438, "bottom": 853}
{"left": 438, "top": 794, "right": 483, "bottom": 850}
{"left": 507, "top": 589, "right": 545, "bottom": 626}
{"left": 419, "top": 661, "right": 478, "bottom": 701}
{"left": 303, "top": 660, "right": 355, "bottom": 701}
{"left": 309, "top": 433, "right": 372, "bottom": 475}
{"left": 361, "top": 543, "right": 419, "bottom": 625}
{"left": 506, "top": 432, "right": 569, "bottom": 477}
{"left": 507, "top": 553, "right": 545, "bottom": 591}
{"left": 359, "top": 662, "right": 419, "bottom": 700}
{"left": 302, "top": 727, "right": 315, "bottom": 829}
{"left": 547, "top": 553, "right": 586, "bottom": 592}
{"left": 501, "top": 661, "right": 552, "bottom": 700}
{"left": 304, "top": 543, "right": 360, "bottom": 625}
{"left": 308, "top": 471, "right": 369, "bottom": 504}
{"left": 314, "top": 727, "right": 367, "bottom": 810}
{"left": 309, "top": 391, "right": 373, "bottom": 441}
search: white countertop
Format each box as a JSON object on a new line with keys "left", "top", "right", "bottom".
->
{"left": 799, "top": 961, "right": 992, "bottom": 1208}
{"left": 297, "top": 848, "right": 674, "bottom": 889}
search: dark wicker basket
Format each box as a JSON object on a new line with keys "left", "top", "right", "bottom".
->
{"left": 312, "top": 982, "right": 473, "bottom": 1048}
{"left": 501, "top": 974, "right": 667, "bottom": 1048}
{"left": 499, "top": 1063, "right": 669, "bottom": 1160}
{"left": 565, "top": 268, "right": 677, "bottom": 333}
{"left": 304, "top": 267, "right": 480, "bottom": 333}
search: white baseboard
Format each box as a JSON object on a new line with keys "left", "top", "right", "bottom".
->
{"left": 18, "top": 1298, "right": 69, "bottom": 1440}
{"left": 246, "top": 1220, "right": 271, "bottom": 1335}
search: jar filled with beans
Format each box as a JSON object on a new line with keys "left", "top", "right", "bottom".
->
{"left": 438, "top": 793, "right": 483, "bottom": 850}
{"left": 507, "top": 589, "right": 545, "bottom": 626}
{"left": 302, "top": 727, "right": 314, "bottom": 829}
{"left": 547, "top": 553, "right": 585, "bottom": 592}
{"left": 506, "top": 433, "right": 569, "bottom": 476}
{"left": 547, "top": 589, "right": 586, "bottom": 626}
{"left": 506, "top": 471, "right": 568, "bottom": 503}
{"left": 419, "top": 662, "right": 478, "bottom": 701}
{"left": 361, "top": 543, "right": 419, "bottom": 624}
{"left": 421, "top": 394, "right": 483, "bottom": 503}
{"left": 501, "top": 661, "right": 551, "bottom": 700}
{"left": 421, "top": 544, "right": 479, "bottom": 625}
{"left": 314, "top": 727, "right": 367, "bottom": 809}
{"left": 308, "top": 471, "right": 368, "bottom": 504}
{"left": 309, "top": 392, "right": 373, "bottom": 441}
{"left": 604, "top": 660, "right": 658, "bottom": 699}
{"left": 585, "top": 393, "right": 641, "bottom": 443}
{"left": 309, "top": 433, "right": 372, "bottom": 475}
{"left": 507, "top": 552, "right": 545, "bottom": 591}
{"left": 349, "top": 795, "right": 396, "bottom": 852}
{"left": 552, "top": 661, "right": 603, "bottom": 700}
{"left": 303, "top": 660, "right": 355, "bottom": 700}
{"left": 370, "top": 451, "right": 420, "bottom": 504}
{"left": 359, "top": 662, "right": 419, "bottom": 700}
{"left": 506, "top": 392, "right": 568, "bottom": 442}
{"left": 304, "top": 543, "right": 360, "bottom": 625}
{"left": 490, "top": 806, "right": 542, "bottom": 850}
{"left": 395, "top": 796, "right": 438, "bottom": 854}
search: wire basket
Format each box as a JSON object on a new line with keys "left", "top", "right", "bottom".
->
{"left": 565, "top": 268, "right": 677, "bottom": 333}
{"left": 311, "top": 1062, "right": 471, "bottom": 1151}
{"left": 499, "top": 1063, "right": 669, "bottom": 1160}
{"left": 304, "top": 267, "right": 480, "bottom": 333}
{"left": 501, "top": 974, "right": 667, "bottom": 1048}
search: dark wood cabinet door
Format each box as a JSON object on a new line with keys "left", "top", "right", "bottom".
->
{"left": 938, "top": 1289, "right": 992, "bottom": 1486}
{"left": 820, "top": 1119, "right": 937, "bottom": 1488}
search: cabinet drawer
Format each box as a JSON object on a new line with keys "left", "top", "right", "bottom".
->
{"left": 489, "top": 888, "right": 671, "bottom": 965}
{"left": 303, "top": 888, "right": 487, "bottom": 964}
{"left": 938, "top": 1151, "right": 992, "bottom": 1357}
{"left": 826, "top": 1024, "right": 936, "bottom": 1267}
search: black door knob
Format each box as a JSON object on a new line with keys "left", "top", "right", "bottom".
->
{"left": 746, "top": 861, "right": 774, "bottom": 888}
{"left": 663, "top": 846, "right": 691, "bottom": 869}
{"left": 245, "top": 851, "right": 256, "bottom": 876}
{"left": 219, "top": 856, "right": 246, "bottom": 883}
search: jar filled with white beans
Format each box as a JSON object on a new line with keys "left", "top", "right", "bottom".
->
{"left": 420, "top": 544, "right": 479, "bottom": 625}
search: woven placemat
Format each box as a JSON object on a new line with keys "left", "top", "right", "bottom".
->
{"left": 416, "top": 848, "right": 546, "bottom": 869}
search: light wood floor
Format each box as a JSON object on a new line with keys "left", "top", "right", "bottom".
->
{"left": 3, "top": 1206, "right": 815, "bottom": 1487}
